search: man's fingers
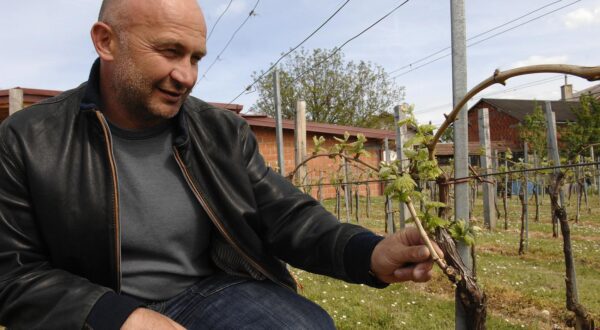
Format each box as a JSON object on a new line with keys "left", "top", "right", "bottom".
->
{"left": 392, "top": 262, "right": 434, "bottom": 282}
{"left": 397, "top": 227, "right": 445, "bottom": 261}
{"left": 386, "top": 245, "right": 431, "bottom": 265}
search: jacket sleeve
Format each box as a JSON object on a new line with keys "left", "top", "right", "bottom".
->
{"left": 238, "top": 123, "right": 385, "bottom": 286}
{"left": 0, "top": 124, "right": 113, "bottom": 329}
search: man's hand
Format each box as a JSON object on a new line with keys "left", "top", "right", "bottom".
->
{"left": 370, "top": 227, "right": 444, "bottom": 284}
{"left": 121, "top": 308, "right": 186, "bottom": 330}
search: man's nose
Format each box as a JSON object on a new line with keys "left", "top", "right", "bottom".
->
{"left": 170, "top": 62, "right": 197, "bottom": 90}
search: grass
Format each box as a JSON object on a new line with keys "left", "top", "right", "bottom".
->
{"left": 293, "top": 191, "right": 600, "bottom": 329}
{"left": 1, "top": 190, "right": 597, "bottom": 329}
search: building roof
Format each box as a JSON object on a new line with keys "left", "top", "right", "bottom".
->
{"left": 435, "top": 141, "right": 511, "bottom": 157}
{"left": 1, "top": 87, "right": 396, "bottom": 141}
{"left": 243, "top": 115, "right": 396, "bottom": 140}
{"left": 469, "top": 98, "right": 580, "bottom": 123}
{"left": 0, "top": 88, "right": 63, "bottom": 108}
{"left": 573, "top": 83, "right": 600, "bottom": 99}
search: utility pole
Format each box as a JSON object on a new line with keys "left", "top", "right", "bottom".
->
{"left": 450, "top": 0, "right": 471, "bottom": 328}
{"left": 273, "top": 70, "right": 285, "bottom": 176}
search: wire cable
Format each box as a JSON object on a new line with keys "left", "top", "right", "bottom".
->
{"left": 389, "top": 0, "right": 565, "bottom": 75}
{"left": 413, "top": 75, "right": 565, "bottom": 114}
{"left": 289, "top": 0, "right": 411, "bottom": 85}
{"left": 226, "top": 0, "right": 352, "bottom": 105}
{"left": 206, "top": 0, "right": 234, "bottom": 42}
{"left": 200, "top": 0, "right": 261, "bottom": 81}
{"left": 391, "top": 0, "right": 581, "bottom": 79}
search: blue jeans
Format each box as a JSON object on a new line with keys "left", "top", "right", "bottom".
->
{"left": 145, "top": 273, "right": 335, "bottom": 329}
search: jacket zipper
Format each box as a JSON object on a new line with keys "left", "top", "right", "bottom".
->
{"left": 95, "top": 111, "right": 122, "bottom": 292}
{"left": 172, "top": 147, "right": 290, "bottom": 290}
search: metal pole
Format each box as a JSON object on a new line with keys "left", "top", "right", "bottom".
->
{"left": 478, "top": 107, "right": 496, "bottom": 229}
{"left": 273, "top": 70, "right": 285, "bottom": 176}
{"left": 394, "top": 105, "right": 407, "bottom": 228}
{"left": 450, "top": 1, "right": 471, "bottom": 328}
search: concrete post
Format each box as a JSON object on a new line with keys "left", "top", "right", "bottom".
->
{"left": 294, "top": 100, "right": 307, "bottom": 185}
{"left": 272, "top": 70, "right": 285, "bottom": 176}
{"left": 9, "top": 88, "right": 25, "bottom": 115}
{"left": 394, "top": 105, "right": 407, "bottom": 228}
{"left": 384, "top": 138, "right": 395, "bottom": 233}
{"left": 478, "top": 108, "right": 496, "bottom": 229}
{"left": 590, "top": 146, "right": 597, "bottom": 195}
{"left": 544, "top": 102, "right": 564, "bottom": 206}
{"left": 450, "top": 0, "right": 471, "bottom": 327}
{"left": 523, "top": 142, "right": 529, "bottom": 251}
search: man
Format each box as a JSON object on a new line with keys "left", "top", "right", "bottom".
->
{"left": 0, "top": 0, "right": 440, "bottom": 329}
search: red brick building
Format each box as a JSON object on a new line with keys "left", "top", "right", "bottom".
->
{"left": 467, "top": 98, "right": 580, "bottom": 152}
{"left": 1, "top": 88, "right": 397, "bottom": 199}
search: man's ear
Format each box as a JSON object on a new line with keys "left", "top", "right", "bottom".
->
{"left": 90, "top": 22, "right": 117, "bottom": 61}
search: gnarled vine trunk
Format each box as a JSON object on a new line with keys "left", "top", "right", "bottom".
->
{"left": 549, "top": 173, "right": 595, "bottom": 330}
{"left": 437, "top": 173, "right": 487, "bottom": 329}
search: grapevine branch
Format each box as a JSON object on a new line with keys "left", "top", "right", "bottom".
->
{"left": 405, "top": 64, "right": 600, "bottom": 272}
{"left": 286, "top": 152, "right": 378, "bottom": 181}
{"left": 428, "top": 64, "right": 600, "bottom": 159}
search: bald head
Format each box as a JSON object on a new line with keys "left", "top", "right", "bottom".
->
{"left": 98, "top": 0, "right": 205, "bottom": 33}
{"left": 91, "top": 0, "right": 207, "bottom": 129}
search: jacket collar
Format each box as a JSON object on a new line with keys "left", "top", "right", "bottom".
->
{"left": 80, "top": 58, "right": 103, "bottom": 112}
{"left": 80, "top": 58, "right": 190, "bottom": 146}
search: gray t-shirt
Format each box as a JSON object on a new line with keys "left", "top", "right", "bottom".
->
{"left": 109, "top": 120, "right": 214, "bottom": 301}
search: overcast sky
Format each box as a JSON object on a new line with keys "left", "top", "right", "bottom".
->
{"left": 1, "top": 0, "right": 599, "bottom": 126}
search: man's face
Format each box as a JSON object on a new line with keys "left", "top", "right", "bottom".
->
{"left": 109, "top": 1, "right": 207, "bottom": 123}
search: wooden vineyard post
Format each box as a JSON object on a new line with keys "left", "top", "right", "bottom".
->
{"left": 294, "top": 100, "right": 307, "bottom": 188}
{"left": 394, "top": 105, "right": 408, "bottom": 229}
{"left": 478, "top": 108, "right": 496, "bottom": 229}
{"left": 384, "top": 138, "right": 395, "bottom": 233}
{"left": 545, "top": 102, "right": 563, "bottom": 237}
{"left": 272, "top": 70, "right": 285, "bottom": 176}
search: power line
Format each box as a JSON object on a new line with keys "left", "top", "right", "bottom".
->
{"left": 206, "top": 0, "right": 234, "bottom": 42}
{"left": 391, "top": 0, "right": 581, "bottom": 79}
{"left": 289, "top": 0, "right": 411, "bottom": 85}
{"left": 200, "top": 0, "right": 261, "bottom": 81}
{"left": 413, "top": 75, "right": 564, "bottom": 114}
{"left": 388, "top": 0, "right": 565, "bottom": 75}
{"left": 467, "top": 0, "right": 581, "bottom": 48}
{"left": 226, "top": 0, "right": 352, "bottom": 105}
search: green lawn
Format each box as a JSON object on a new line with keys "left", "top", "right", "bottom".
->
{"left": 1, "top": 190, "right": 597, "bottom": 329}
{"left": 296, "top": 191, "right": 600, "bottom": 329}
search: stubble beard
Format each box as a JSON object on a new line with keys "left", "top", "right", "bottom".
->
{"left": 111, "top": 48, "right": 184, "bottom": 126}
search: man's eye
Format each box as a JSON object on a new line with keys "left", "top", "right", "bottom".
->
{"left": 162, "top": 49, "right": 178, "bottom": 57}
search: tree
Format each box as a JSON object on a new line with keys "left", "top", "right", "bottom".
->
{"left": 249, "top": 48, "right": 404, "bottom": 129}
{"left": 561, "top": 94, "right": 600, "bottom": 160}
{"left": 518, "top": 103, "right": 547, "bottom": 159}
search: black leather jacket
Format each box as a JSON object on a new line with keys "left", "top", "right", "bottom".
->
{"left": 0, "top": 63, "right": 376, "bottom": 329}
